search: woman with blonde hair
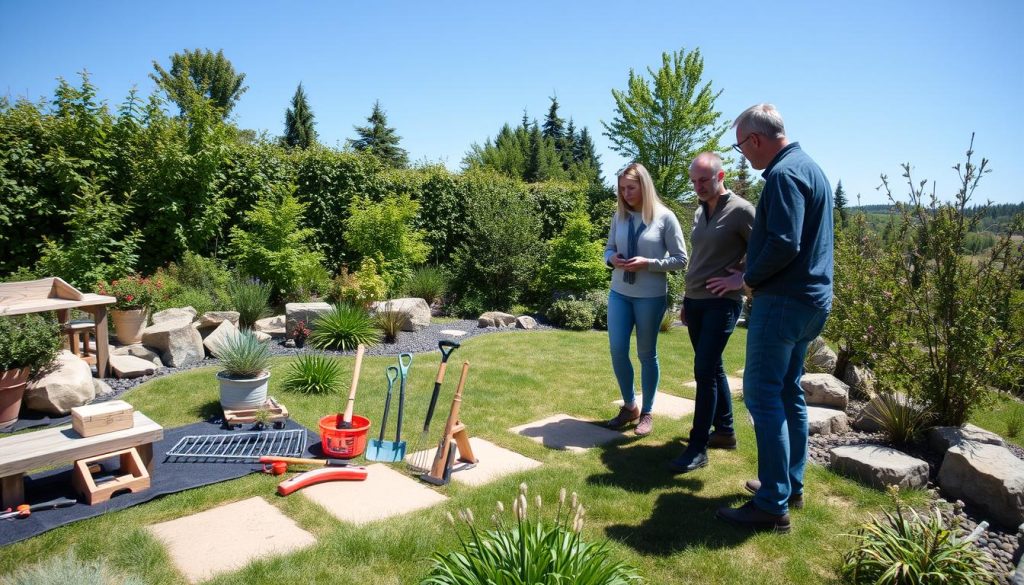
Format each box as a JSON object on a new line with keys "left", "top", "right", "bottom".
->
{"left": 603, "top": 163, "right": 687, "bottom": 436}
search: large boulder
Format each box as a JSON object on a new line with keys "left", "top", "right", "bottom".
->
{"left": 109, "top": 354, "right": 157, "bottom": 379}
{"left": 843, "top": 363, "right": 876, "bottom": 399}
{"left": 111, "top": 343, "right": 163, "bottom": 368}
{"left": 804, "top": 337, "right": 838, "bottom": 374}
{"left": 830, "top": 444, "right": 929, "bottom": 490}
{"left": 479, "top": 311, "right": 516, "bottom": 328}
{"left": 938, "top": 442, "right": 1024, "bottom": 528}
{"left": 928, "top": 424, "right": 1006, "bottom": 454}
{"left": 807, "top": 406, "right": 849, "bottom": 435}
{"left": 204, "top": 320, "right": 242, "bottom": 358}
{"left": 142, "top": 318, "right": 205, "bottom": 367}
{"left": 801, "top": 373, "right": 849, "bottom": 410}
{"left": 516, "top": 315, "right": 537, "bottom": 329}
{"left": 199, "top": 311, "right": 240, "bottom": 328}
{"left": 151, "top": 306, "right": 197, "bottom": 325}
{"left": 255, "top": 315, "right": 286, "bottom": 338}
{"left": 23, "top": 351, "right": 96, "bottom": 414}
{"left": 370, "top": 298, "right": 431, "bottom": 332}
{"left": 286, "top": 303, "right": 332, "bottom": 337}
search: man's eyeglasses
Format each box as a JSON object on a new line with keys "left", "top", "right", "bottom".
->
{"left": 732, "top": 133, "right": 754, "bottom": 154}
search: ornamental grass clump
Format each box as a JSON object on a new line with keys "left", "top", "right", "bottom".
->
{"left": 228, "top": 278, "right": 272, "bottom": 330}
{"left": 839, "top": 486, "right": 993, "bottom": 585}
{"left": 218, "top": 331, "right": 271, "bottom": 379}
{"left": 375, "top": 303, "right": 406, "bottom": 343}
{"left": 423, "top": 483, "right": 643, "bottom": 585}
{"left": 281, "top": 355, "right": 343, "bottom": 394}
{"left": 309, "top": 303, "right": 380, "bottom": 351}
{"left": 864, "top": 391, "right": 933, "bottom": 446}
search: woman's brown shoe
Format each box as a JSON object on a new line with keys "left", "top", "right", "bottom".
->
{"left": 606, "top": 404, "right": 640, "bottom": 429}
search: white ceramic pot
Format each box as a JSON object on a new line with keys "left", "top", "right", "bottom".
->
{"left": 217, "top": 370, "right": 270, "bottom": 410}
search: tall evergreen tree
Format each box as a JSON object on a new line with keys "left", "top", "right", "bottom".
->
{"left": 562, "top": 119, "right": 578, "bottom": 170}
{"left": 603, "top": 48, "right": 727, "bottom": 201}
{"left": 575, "top": 127, "right": 602, "bottom": 183}
{"left": 731, "top": 157, "right": 762, "bottom": 203}
{"left": 151, "top": 48, "right": 247, "bottom": 118}
{"left": 348, "top": 100, "right": 408, "bottom": 168}
{"left": 834, "top": 180, "right": 849, "bottom": 227}
{"left": 542, "top": 97, "right": 565, "bottom": 142}
{"left": 283, "top": 82, "right": 317, "bottom": 149}
{"left": 525, "top": 123, "right": 544, "bottom": 183}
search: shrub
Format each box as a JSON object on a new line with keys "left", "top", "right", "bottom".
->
{"left": 228, "top": 278, "right": 272, "bottom": 330}
{"left": 840, "top": 486, "right": 993, "bottom": 584}
{"left": 404, "top": 266, "right": 448, "bottom": 306}
{"left": 289, "top": 258, "right": 333, "bottom": 302}
{"left": 538, "top": 211, "right": 608, "bottom": 297}
{"left": 217, "top": 331, "right": 271, "bottom": 378}
{"left": 281, "top": 355, "right": 343, "bottom": 395}
{"left": 328, "top": 258, "right": 388, "bottom": 309}
{"left": 155, "top": 286, "right": 217, "bottom": 316}
{"left": 547, "top": 298, "right": 596, "bottom": 331}
{"left": 94, "top": 274, "right": 165, "bottom": 311}
{"left": 344, "top": 193, "right": 430, "bottom": 294}
{"left": 375, "top": 303, "right": 406, "bottom": 344}
{"left": 163, "top": 251, "right": 232, "bottom": 309}
{"left": 0, "top": 315, "right": 62, "bottom": 373}
{"left": 864, "top": 392, "right": 933, "bottom": 446}
{"left": 584, "top": 290, "right": 610, "bottom": 330}
{"left": 423, "top": 483, "right": 642, "bottom": 585}
{"left": 1006, "top": 404, "right": 1024, "bottom": 439}
{"left": 309, "top": 304, "right": 381, "bottom": 351}
{"left": 446, "top": 293, "right": 486, "bottom": 319}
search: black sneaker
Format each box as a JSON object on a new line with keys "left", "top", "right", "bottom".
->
{"left": 744, "top": 479, "right": 804, "bottom": 510}
{"left": 716, "top": 500, "right": 791, "bottom": 533}
{"left": 668, "top": 449, "right": 708, "bottom": 474}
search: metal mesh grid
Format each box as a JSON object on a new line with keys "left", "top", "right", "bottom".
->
{"left": 166, "top": 429, "right": 307, "bottom": 461}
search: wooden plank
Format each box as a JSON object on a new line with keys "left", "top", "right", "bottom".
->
{"left": 49, "top": 277, "right": 84, "bottom": 301}
{"left": 0, "top": 411, "right": 163, "bottom": 477}
{"left": 0, "top": 294, "right": 116, "bottom": 316}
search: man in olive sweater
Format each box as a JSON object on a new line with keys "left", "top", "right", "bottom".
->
{"left": 708, "top": 104, "right": 833, "bottom": 533}
{"left": 668, "top": 152, "right": 754, "bottom": 474}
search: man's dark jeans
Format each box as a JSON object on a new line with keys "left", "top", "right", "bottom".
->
{"left": 684, "top": 296, "right": 742, "bottom": 451}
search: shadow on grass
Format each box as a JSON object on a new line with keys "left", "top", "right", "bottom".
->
{"left": 194, "top": 400, "right": 224, "bottom": 424}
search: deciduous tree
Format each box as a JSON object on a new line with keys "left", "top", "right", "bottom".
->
{"left": 150, "top": 49, "right": 247, "bottom": 118}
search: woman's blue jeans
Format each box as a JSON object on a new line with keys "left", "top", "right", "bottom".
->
{"left": 743, "top": 294, "right": 829, "bottom": 515}
{"left": 608, "top": 289, "right": 666, "bottom": 414}
{"left": 684, "top": 296, "right": 741, "bottom": 451}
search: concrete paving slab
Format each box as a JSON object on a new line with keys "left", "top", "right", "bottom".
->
{"left": 509, "top": 414, "right": 623, "bottom": 453}
{"left": 444, "top": 437, "right": 542, "bottom": 486}
{"left": 683, "top": 377, "right": 744, "bottom": 397}
{"left": 439, "top": 329, "right": 467, "bottom": 337}
{"left": 300, "top": 463, "right": 447, "bottom": 525}
{"left": 612, "top": 393, "right": 695, "bottom": 419}
{"left": 147, "top": 496, "right": 316, "bottom": 584}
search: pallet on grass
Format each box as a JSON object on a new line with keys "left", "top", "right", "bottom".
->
{"left": 222, "top": 397, "right": 289, "bottom": 428}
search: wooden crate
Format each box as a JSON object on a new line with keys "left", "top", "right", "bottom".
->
{"left": 222, "top": 396, "right": 290, "bottom": 427}
{"left": 72, "top": 400, "right": 134, "bottom": 437}
{"left": 72, "top": 447, "right": 150, "bottom": 505}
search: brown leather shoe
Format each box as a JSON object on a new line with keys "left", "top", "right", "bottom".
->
{"left": 606, "top": 404, "right": 640, "bottom": 429}
{"left": 744, "top": 480, "right": 804, "bottom": 509}
{"left": 634, "top": 413, "right": 654, "bottom": 436}
{"left": 707, "top": 431, "right": 738, "bottom": 450}
{"left": 716, "top": 500, "right": 791, "bottom": 533}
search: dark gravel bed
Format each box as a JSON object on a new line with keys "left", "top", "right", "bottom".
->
{"left": 808, "top": 399, "right": 1023, "bottom": 583}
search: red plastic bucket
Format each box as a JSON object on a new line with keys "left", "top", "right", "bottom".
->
{"left": 318, "top": 414, "right": 371, "bottom": 458}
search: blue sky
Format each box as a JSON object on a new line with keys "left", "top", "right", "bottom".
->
{"left": 2, "top": 0, "right": 1021, "bottom": 205}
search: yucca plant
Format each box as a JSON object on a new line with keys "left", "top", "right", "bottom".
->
{"left": 865, "top": 391, "right": 933, "bottom": 446}
{"left": 840, "top": 486, "right": 993, "bottom": 584}
{"left": 405, "top": 266, "right": 448, "bottom": 306}
{"left": 218, "top": 331, "right": 271, "bottom": 378}
{"left": 375, "top": 303, "right": 406, "bottom": 343}
{"left": 423, "top": 483, "right": 643, "bottom": 585}
{"left": 309, "top": 303, "right": 381, "bottom": 351}
{"left": 281, "top": 355, "right": 343, "bottom": 394}
{"left": 228, "top": 278, "right": 272, "bottom": 330}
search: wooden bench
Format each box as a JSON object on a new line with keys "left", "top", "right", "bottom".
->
{"left": 0, "top": 277, "right": 116, "bottom": 377}
{"left": 0, "top": 411, "right": 164, "bottom": 508}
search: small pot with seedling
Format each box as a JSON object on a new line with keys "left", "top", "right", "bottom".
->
{"left": 252, "top": 407, "right": 271, "bottom": 431}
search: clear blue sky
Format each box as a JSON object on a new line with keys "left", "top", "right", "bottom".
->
{"left": 2, "top": 0, "right": 1021, "bottom": 205}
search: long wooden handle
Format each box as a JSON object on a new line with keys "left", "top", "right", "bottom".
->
{"left": 259, "top": 456, "right": 349, "bottom": 467}
{"left": 342, "top": 344, "right": 365, "bottom": 424}
{"left": 429, "top": 361, "right": 469, "bottom": 478}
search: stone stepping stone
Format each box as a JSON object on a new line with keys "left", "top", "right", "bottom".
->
{"left": 807, "top": 405, "right": 849, "bottom": 435}
{"left": 683, "top": 377, "right": 744, "bottom": 397}
{"left": 612, "top": 393, "right": 695, "bottom": 419}
{"left": 300, "top": 463, "right": 446, "bottom": 525}
{"left": 405, "top": 437, "right": 542, "bottom": 487}
{"left": 829, "top": 444, "right": 929, "bottom": 490}
{"left": 147, "top": 496, "right": 316, "bottom": 584}
{"left": 509, "top": 414, "right": 623, "bottom": 453}
{"left": 439, "top": 329, "right": 467, "bottom": 337}
{"left": 109, "top": 354, "right": 157, "bottom": 379}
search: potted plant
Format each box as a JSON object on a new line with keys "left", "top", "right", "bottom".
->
{"left": 289, "top": 320, "right": 311, "bottom": 348}
{"left": 96, "top": 274, "right": 165, "bottom": 344}
{"left": 0, "top": 315, "right": 62, "bottom": 429}
{"left": 217, "top": 330, "right": 272, "bottom": 410}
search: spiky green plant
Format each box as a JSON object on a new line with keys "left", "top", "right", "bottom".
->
{"left": 228, "top": 278, "right": 271, "bottom": 330}
{"left": 217, "top": 331, "right": 271, "bottom": 378}
{"left": 840, "top": 486, "right": 993, "bottom": 584}
{"left": 404, "top": 266, "right": 448, "bottom": 306}
{"left": 281, "top": 354, "right": 343, "bottom": 394}
{"left": 423, "top": 483, "right": 643, "bottom": 585}
{"left": 659, "top": 309, "right": 674, "bottom": 333}
{"left": 865, "top": 391, "right": 933, "bottom": 446}
{"left": 309, "top": 303, "right": 380, "bottom": 351}
{"left": 1007, "top": 405, "right": 1024, "bottom": 439}
{"left": 375, "top": 303, "right": 406, "bottom": 343}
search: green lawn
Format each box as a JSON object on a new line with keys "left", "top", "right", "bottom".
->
{"left": 0, "top": 326, "right": 922, "bottom": 584}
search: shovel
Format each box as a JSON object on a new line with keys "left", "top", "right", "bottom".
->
{"left": 406, "top": 340, "right": 459, "bottom": 473}
{"left": 366, "top": 366, "right": 403, "bottom": 461}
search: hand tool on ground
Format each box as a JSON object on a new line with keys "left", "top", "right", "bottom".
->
{"left": 259, "top": 455, "right": 353, "bottom": 474}
{"left": 366, "top": 366, "right": 404, "bottom": 461}
{"left": 406, "top": 340, "right": 459, "bottom": 473}
{"left": 421, "top": 361, "right": 477, "bottom": 486}
{"left": 276, "top": 465, "right": 368, "bottom": 496}
{"left": 0, "top": 496, "right": 76, "bottom": 519}
{"left": 338, "top": 344, "right": 366, "bottom": 429}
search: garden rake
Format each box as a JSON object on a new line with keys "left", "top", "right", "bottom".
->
{"left": 420, "top": 360, "right": 477, "bottom": 486}
{"left": 405, "top": 340, "right": 459, "bottom": 473}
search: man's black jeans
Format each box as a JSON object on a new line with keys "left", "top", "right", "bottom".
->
{"left": 684, "top": 296, "right": 742, "bottom": 451}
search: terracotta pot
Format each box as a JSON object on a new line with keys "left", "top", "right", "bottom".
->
{"left": 0, "top": 367, "right": 30, "bottom": 430}
{"left": 111, "top": 308, "right": 148, "bottom": 345}
{"left": 217, "top": 370, "right": 271, "bottom": 410}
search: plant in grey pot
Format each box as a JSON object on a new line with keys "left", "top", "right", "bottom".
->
{"left": 217, "top": 330, "right": 272, "bottom": 411}
{"left": 0, "top": 315, "right": 62, "bottom": 429}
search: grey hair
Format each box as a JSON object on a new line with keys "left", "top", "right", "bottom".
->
{"left": 690, "top": 152, "right": 723, "bottom": 174}
{"left": 733, "top": 104, "right": 786, "bottom": 139}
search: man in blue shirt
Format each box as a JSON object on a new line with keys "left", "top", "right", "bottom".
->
{"left": 707, "top": 104, "right": 833, "bottom": 533}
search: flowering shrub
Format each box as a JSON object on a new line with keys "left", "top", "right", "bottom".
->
{"left": 290, "top": 320, "right": 311, "bottom": 343}
{"left": 95, "top": 274, "right": 165, "bottom": 310}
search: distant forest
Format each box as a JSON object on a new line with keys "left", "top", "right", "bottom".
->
{"left": 850, "top": 202, "right": 1024, "bottom": 233}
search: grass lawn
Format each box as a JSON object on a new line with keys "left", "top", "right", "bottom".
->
{"left": 0, "top": 326, "right": 926, "bottom": 584}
